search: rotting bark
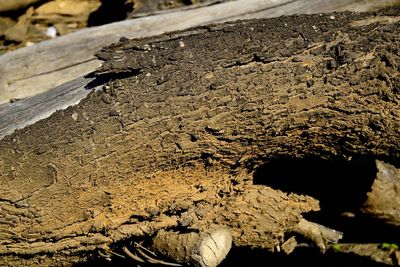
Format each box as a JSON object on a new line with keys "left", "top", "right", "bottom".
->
{"left": 2, "top": 0, "right": 399, "bottom": 105}
{"left": 362, "top": 160, "right": 400, "bottom": 226}
{"left": 1, "top": 8, "right": 400, "bottom": 266}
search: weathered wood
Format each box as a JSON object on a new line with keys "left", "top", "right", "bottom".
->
{"left": 326, "top": 243, "right": 399, "bottom": 266}
{"left": 0, "top": 0, "right": 291, "bottom": 104}
{"left": 0, "top": 76, "right": 99, "bottom": 140}
{"left": 362, "top": 161, "right": 400, "bottom": 226}
{"left": 0, "top": 8, "right": 399, "bottom": 266}
{"left": 1, "top": 0, "right": 399, "bottom": 104}
{"left": 2, "top": 0, "right": 400, "bottom": 141}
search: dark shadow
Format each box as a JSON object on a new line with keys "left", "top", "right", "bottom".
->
{"left": 84, "top": 71, "right": 137, "bottom": 90}
{"left": 87, "top": 0, "right": 133, "bottom": 27}
{"left": 253, "top": 156, "right": 377, "bottom": 214}
{"left": 253, "top": 156, "right": 400, "bottom": 244}
{"left": 220, "top": 246, "right": 390, "bottom": 267}
{"left": 75, "top": 245, "right": 390, "bottom": 267}
{"left": 73, "top": 257, "right": 131, "bottom": 267}
{"left": 312, "top": 212, "right": 400, "bottom": 244}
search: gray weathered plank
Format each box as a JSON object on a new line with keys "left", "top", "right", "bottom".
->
{"left": 0, "top": 76, "right": 100, "bottom": 139}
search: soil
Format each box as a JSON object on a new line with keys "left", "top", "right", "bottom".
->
{"left": 0, "top": 5, "right": 399, "bottom": 267}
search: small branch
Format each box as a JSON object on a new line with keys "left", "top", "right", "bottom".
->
{"left": 292, "top": 219, "right": 343, "bottom": 252}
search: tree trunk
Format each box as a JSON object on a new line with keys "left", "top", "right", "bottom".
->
{"left": 1, "top": 7, "right": 400, "bottom": 266}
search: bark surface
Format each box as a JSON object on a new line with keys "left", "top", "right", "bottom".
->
{"left": 0, "top": 8, "right": 400, "bottom": 266}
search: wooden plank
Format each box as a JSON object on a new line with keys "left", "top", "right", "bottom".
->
{"left": 1, "top": 0, "right": 398, "bottom": 105}
{"left": 0, "top": 76, "right": 99, "bottom": 139}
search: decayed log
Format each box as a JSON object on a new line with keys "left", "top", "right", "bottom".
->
{"left": 0, "top": 7, "right": 400, "bottom": 266}
{"left": 362, "top": 161, "right": 400, "bottom": 226}
{"left": 1, "top": 0, "right": 399, "bottom": 104}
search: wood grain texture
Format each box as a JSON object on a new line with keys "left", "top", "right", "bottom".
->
{"left": 0, "top": 76, "right": 100, "bottom": 139}
{"left": 0, "top": 0, "right": 293, "bottom": 104}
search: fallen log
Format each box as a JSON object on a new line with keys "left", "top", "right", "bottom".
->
{"left": 0, "top": 7, "right": 400, "bottom": 266}
{"left": 1, "top": 0, "right": 399, "bottom": 104}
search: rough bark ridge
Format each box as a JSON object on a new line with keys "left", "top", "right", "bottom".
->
{"left": 0, "top": 8, "right": 400, "bottom": 266}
